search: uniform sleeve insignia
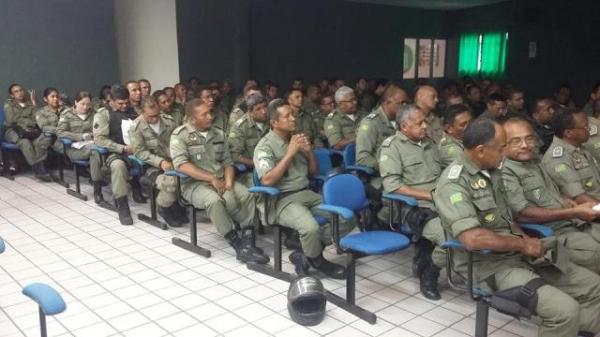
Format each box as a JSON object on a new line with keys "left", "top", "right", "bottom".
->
{"left": 327, "top": 112, "right": 334, "bottom": 119}
{"left": 552, "top": 146, "right": 563, "bottom": 158}
{"left": 450, "top": 192, "right": 463, "bottom": 204}
{"left": 447, "top": 164, "right": 463, "bottom": 179}
{"left": 380, "top": 154, "right": 388, "bottom": 162}
{"left": 360, "top": 124, "right": 369, "bottom": 131}
{"left": 555, "top": 163, "right": 567, "bottom": 173}
{"left": 590, "top": 125, "right": 598, "bottom": 136}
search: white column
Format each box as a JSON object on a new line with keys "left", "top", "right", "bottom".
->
{"left": 114, "top": 0, "right": 180, "bottom": 88}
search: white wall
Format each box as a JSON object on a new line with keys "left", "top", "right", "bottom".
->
{"left": 114, "top": 0, "right": 180, "bottom": 89}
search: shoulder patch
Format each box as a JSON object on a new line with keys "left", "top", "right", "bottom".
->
{"left": 590, "top": 125, "right": 598, "bottom": 136}
{"left": 555, "top": 163, "right": 567, "bottom": 173}
{"left": 162, "top": 113, "right": 175, "bottom": 121}
{"left": 381, "top": 135, "right": 396, "bottom": 147}
{"left": 365, "top": 113, "right": 377, "bottom": 120}
{"left": 447, "top": 164, "right": 463, "bottom": 179}
{"left": 552, "top": 146, "right": 563, "bottom": 158}
{"left": 326, "top": 112, "right": 334, "bottom": 119}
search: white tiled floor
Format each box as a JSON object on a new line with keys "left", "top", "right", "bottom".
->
{"left": 0, "top": 172, "right": 540, "bottom": 337}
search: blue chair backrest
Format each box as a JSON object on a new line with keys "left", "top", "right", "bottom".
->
{"left": 343, "top": 143, "right": 356, "bottom": 167}
{"left": 322, "top": 174, "right": 366, "bottom": 212}
{"left": 314, "top": 148, "right": 333, "bottom": 177}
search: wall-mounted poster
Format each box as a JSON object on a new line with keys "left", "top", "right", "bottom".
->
{"left": 418, "top": 39, "right": 432, "bottom": 78}
{"left": 432, "top": 39, "right": 446, "bottom": 78}
{"left": 403, "top": 38, "right": 416, "bottom": 79}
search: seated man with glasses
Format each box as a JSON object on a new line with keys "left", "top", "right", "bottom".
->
{"left": 323, "top": 86, "right": 368, "bottom": 151}
{"left": 502, "top": 117, "right": 600, "bottom": 273}
{"left": 313, "top": 95, "right": 335, "bottom": 147}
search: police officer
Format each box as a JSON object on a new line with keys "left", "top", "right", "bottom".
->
{"left": 502, "top": 117, "right": 600, "bottom": 273}
{"left": 530, "top": 99, "right": 556, "bottom": 154}
{"left": 542, "top": 108, "right": 600, "bottom": 203}
{"left": 56, "top": 91, "right": 102, "bottom": 180}
{"left": 323, "top": 86, "right": 367, "bottom": 150}
{"left": 126, "top": 80, "right": 142, "bottom": 115}
{"left": 198, "top": 87, "right": 228, "bottom": 132}
{"left": 313, "top": 95, "right": 335, "bottom": 148}
{"left": 439, "top": 104, "right": 472, "bottom": 169}
{"left": 92, "top": 85, "right": 147, "bottom": 225}
{"left": 253, "top": 99, "right": 354, "bottom": 279}
{"left": 227, "top": 93, "right": 269, "bottom": 186}
{"left": 130, "top": 96, "right": 187, "bottom": 227}
{"left": 153, "top": 90, "right": 184, "bottom": 126}
{"left": 36, "top": 87, "right": 64, "bottom": 174}
{"left": 378, "top": 104, "right": 445, "bottom": 300}
{"left": 415, "top": 85, "right": 443, "bottom": 143}
{"left": 286, "top": 88, "right": 323, "bottom": 147}
{"left": 478, "top": 93, "right": 507, "bottom": 121}
{"left": 583, "top": 99, "right": 600, "bottom": 162}
{"left": 228, "top": 85, "right": 261, "bottom": 127}
{"left": 170, "top": 99, "right": 268, "bottom": 264}
{"left": 434, "top": 118, "right": 600, "bottom": 337}
{"left": 3, "top": 83, "right": 53, "bottom": 181}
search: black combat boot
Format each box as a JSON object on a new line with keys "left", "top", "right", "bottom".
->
{"left": 240, "top": 227, "right": 268, "bottom": 257}
{"left": 225, "top": 230, "right": 269, "bottom": 264}
{"left": 283, "top": 229, "right": 302, "bottom": 251}
{"left": 419, "top": 255, "right": 441, "bottom": 300}
{"left": 307, "top": 253, "right": 346, "bottom": 280}
{"left": 412, "top": 238, "right": 432, "bottom": 277}
{"left": 158, "top": 205, "right": 182, "bottom": 227}
{"left": 130, "top": 177, "right": 147, "bottom": 203}
{"left": 172, "top": 202, "right": 189, "bottom": 224}
{"left": 288, "top": 250, "right": 310, "bottom": 276}
{"left": 33, "top": 162, "right": 52, "bottom": 182}
{"left": 115, "top": 197, "right": 133, "bottom": 226}
{"left": 93, "top": 181, "right": 105, "bottom": 204}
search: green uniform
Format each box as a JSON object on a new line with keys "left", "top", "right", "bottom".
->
{"left": 357, "top": 92, "right": 375, "bottom": 112}
{"left": 130, "top": 114, "right": 178, "bottom": 208}
{"left": 378, "top": 132, "right": 446, "bottom": 266}
{"left": 312, "top": 110, "right": 329, "bottom": 147}
{"left": 583, "top": 116, "right": 600, "bottom": 163}
{"left": 293, "top": 108, "right": 323, "bottom": 147}
{"left": 438, "top": 133, "right": 464, "bottom": 169}
{"left": 542, "top": 136, "right": 600, "bottom": 200}
{"left": 253, "top": 130, "right": 354, "bottom": 257}
{"left": 302, "top": 100, "right": 318, "bottom": 115}
{"left": 227, "top": 113, "right": 268, "bottom": 186}
{"left": 56, "top": 108, "right": 102, "bottom": 181}
{"left": 35, "top": 105, "right": 62, "bottom": 154}
{"left": 3, "top": 100, "right": 48, "bottom": 165}
{"left": 434, "top": 154, "right": 600, "bottom": 337}
{"left": 164, "top": 103, "right": 185, "bottom": 126}
{"left": 92, "top": 107, "right": 137, "bottom": 198}
{"left": 583, "top": 101, "right": 594, "bottom": 117}
{"left": 323, "top": 109, "right": 367, "bottom": 148}
{"left": 228, "top": 106, "right": 245, "bottom": 129}
{"left": 426, "top": 114, "right": 444, "bottom": 143}
{"left": 170, "top": 123, "right": 255, "bottom": 236}
{"left": 502, "top": 158, "right": 600, "bottom": 272}
{"left": 355, "top": 107, "right": 396, "bottom": 172}
{"left": 212, "top": 104, "right": 229, "bottom": 133}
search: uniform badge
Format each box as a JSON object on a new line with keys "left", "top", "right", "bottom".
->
{"left": 552, "top": 146, "right": 563, "bottom": 158}
{"left": 574, "top": 156, "right": 583, "bottom": 169}
{"left": 470, "top": 181, "right": 480, "bottom": 190}
{"left": 190, "top": 135, "right": 197, "bottom": 141}
{"left": 196, "top": 153, "right": 202, "bottom": 160}
{"left": 380, "top": 154, "right": 389, "bottom": 162}
{"left": 591, "top": 125, "right": 598, "bottom": 136}
{"left": 477, "top": 178, "right": 487, "bottom": 188}
{"left": 450, "top": 192, "right": 463, "bottom": 204}
{"left": 484, "top": 213, "right": 495, "bottom": 223}
{"left": 532, "top": 188, "right": 541, "bottom": 200}
{"left": 585, "top": 179, "right": 594, "bottom": 188}
{"left": 447, "top": 165, "right": 463, "bottom": 179}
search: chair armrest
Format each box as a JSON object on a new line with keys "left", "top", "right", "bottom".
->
{"left": 344, "top": 165, "right": 374, "bottom": 176}
{"left": 90, "top": 145, "right": 108, "bottom": 155}
{"left": 43, "top": 131, "right": 55, "bottom": 137}
{"left": 382, "top": 193, "right": 418, "bottom": 207}
{"left": 165, "top": 170, "right": 189, "bottom": 179}
{"left": 318, "top": 204, "right": 354, "bottom": 220}
{"left": 248, "top": 186, "right": 280, "bottom": 196}
{"left": 128, "top": 155, "right": 146, "bottom": 167}
{"left": 22, "top": 283, "right": 66, "bottom": 315}
{"left": 520, "top": 224, "right": 554, "bottom": 237}
{"left": 234, "top": 162, "right": 248, "bottom": 173}
{"left": 59, "top": 138, "right": 73, "bottom": 146}
{"left": 441, "top": 239, "right": 492, "bottom": 254}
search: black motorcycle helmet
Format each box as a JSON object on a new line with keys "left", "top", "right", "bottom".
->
{"left": 287, "top": 276, "right": 327, "bottom": 326}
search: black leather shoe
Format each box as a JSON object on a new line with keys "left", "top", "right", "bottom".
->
{"left": 284, "top": 231, "right": 302, "bottom": 250}
{"left": 226, "top": 231, "right": 269, "bottom": 264}
{"left": 420, "top": 263, "right": 441, "bottom": 300}
{"left": 307, "top": 254, "right": 346, "bottom": 280}
{"left": 158, "top": 206, "right": 182, "bottom": 227}
{"left": 289, "top": 250, "right": 310, "bottom": 276}
{"left": 173, "top": 203, "right": 189, "bottom": 224}
{"left": 93, "top": 182, "right": 105, "bottom": 204}
{"left": 241, "top": 228, "right": 264, "bottom": 254}
{"left": 115, "top": 197, "right": 133, "bottom": 226}
{"left": 34, "top": 163, "right": 52, "bottom": 182}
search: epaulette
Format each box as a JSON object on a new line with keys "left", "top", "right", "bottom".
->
{"left": 365, "top": 113, "right": 377, "bottom": 120}
{"left": 447, "top": 164, "right": 463, "bottom": 180}
{"left": 172, "top": 124, "right": 186, "bottom": 135}
{"left": 552, "top": 146, "right": 563, "bottom": 158}
{"left": 326, "top": 112, "right": 335, "bottom": 119}
{"left": 381, "top": 134, "right": 397, "bottom": 147}
{"left": 234, "top": 115, "right": 246, "bottom": 128}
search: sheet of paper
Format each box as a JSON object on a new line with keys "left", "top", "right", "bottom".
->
{"left": 121, "top": 119, "right": 135, "bottom": 146}
{"left": 72, "top": 140, "right": 93, "bottom": 149}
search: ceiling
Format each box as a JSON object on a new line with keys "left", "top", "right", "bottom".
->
{"left": 339, "top": 0, "right": 511, "bottom": 10}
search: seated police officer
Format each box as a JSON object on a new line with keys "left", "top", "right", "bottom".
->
{"left": 378, "top": 104, "right": 446, "bottom": 300}
{"left": 130, "top": 96, "right": 188, "bottom": 227}
{"left": 323, "top": 86, "right": 367, "bottom": 151}
{"left": 92, "top": 85, "right": 147, "bottom": 225}
{"left": 253, "top": 99, "right": 355, "bottom": 279}
{"left": 439, "top": 104, "right": 473, "bottom": 169}
{"left": 434, "top": 118, "right": 600, "bottom": 337}
{"left": 501, "top": 117, "right": 600, "bottom": 273}
{"left": 170, "top": 99, "right": 268, "bottom": 264}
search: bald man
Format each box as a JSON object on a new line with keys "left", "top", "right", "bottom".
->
{"left": 415, "top": 85, "right": 443, "bottom": 143}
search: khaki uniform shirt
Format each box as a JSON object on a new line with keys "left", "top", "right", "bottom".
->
{"left": 228, "top": 113, "right": 268, "bottom": 163}
{"left": 378, "top": 131, "right": 440, "bottom": 209}
{"left": 355, "top": 107, "right": 396, "bottom": 170}
{"left": 583, "top": 116, "right": 600, "bottom": 163}
{"left": 438, "top": 133, "right": 464, "bottom": 169}
{"left": 130, "top": 114, "right": 177, "bottom": 168}
{"left": 56, "top": 108, "right": 94, "bottom": 141}
{"left": 35, "top": 106, "right": 60, "bottom": 133}
{"left": 3, "top": 99, "right": 37, "bottom": 129}
{"left": 323, "top": 109, "right": 367, "bottom": 147}
{"left": 542, "top": 136, "right": 600, "bottom": 200}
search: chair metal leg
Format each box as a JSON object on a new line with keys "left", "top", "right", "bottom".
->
{"left": 39, "top": 307, "right": 47, "bottom": 337}
{"left": 66, "top": 165, "right": 88, "bottom": 201}
{"left": 172, "top": 205, "right": 211, "bottom": 257}
{"left": 247, "top": 224, "right": 295, "bottom": 281}
{"left": 2, "top": 150, "right": 14, "bottom": 180}
{"left": 138, "top": 187, "right": 167, "bottom": 230}
{"left": 475, "top": 300, "right": 490, "bottom": 337}
{"left": 54, "top": 153, "right": 69, "bottom": 188}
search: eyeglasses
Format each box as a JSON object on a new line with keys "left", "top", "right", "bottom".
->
{"left": 507, "top": 135, "right": 537, "bottom": 147}
{"left": 339, "top": 99, "right": 357, "bottom": 104}
{"left": 569, "top": 125, "right": 590, "bottom": 132}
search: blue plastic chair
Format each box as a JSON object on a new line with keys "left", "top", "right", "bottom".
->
{"left": 441, "top": 224, "right": 566, "bottom": 337}
{"left": 382, "top": 192, "right": 419, "bottom": 237}
{"left": 0, "top": 236, "right": 5, "bottom": 254}
{"left": 22, "top": 283, "right": 66, "bottom": 337}
{"left": 341, "top": 143, "right": 374, "bottom": 175}
{"left": 318, "top": 174, "right": 411, "bottom": 324}
{"left": 167, "top": 170, "right": 211, "bottom": 258}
